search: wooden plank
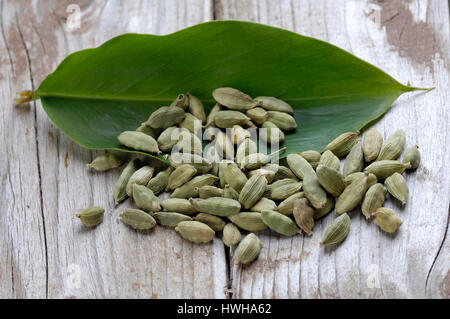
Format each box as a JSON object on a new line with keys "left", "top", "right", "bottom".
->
{"left": 217, "top": 0, "right": 450, "bottom": 298}
{"left": 0, "top": 0, "right": 228, "bottom": 298}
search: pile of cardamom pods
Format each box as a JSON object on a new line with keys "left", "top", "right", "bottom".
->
{"left": 76, "top": 87, "right": 420, "bottom": 265}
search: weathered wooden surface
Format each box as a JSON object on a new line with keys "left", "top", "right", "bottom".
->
{"left": 0, "top": 0, "right": 448, "bottom": 299}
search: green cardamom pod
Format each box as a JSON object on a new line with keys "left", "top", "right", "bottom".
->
{"left": 277, "top": 192, "right": 305, "bottom": 215}
{"left": 236, "top": 138, "right": 257, "bottom": 165}
{"left": 321, "top": 213, "right": 351, "bottom": 246}
{"left": 363, "top": 128, "right": 383, "bottom": 162}
{"left": 113, "top": 159, "right": 141, "bottom": 205}
{"left": 206, "top": 103, "right": 221, "bottom": 127}
{"left": 254, "top": 96, "right": 293, "bottom": 114}
{"left": 169, "top": 153, "right": 212, "bottom": 174}
{"left": 214, "top": 110, "right": 253, "bottom": 128}
{"left": 246, "top": 107, "right": 269, "bottom": 125}
{"left": 118, "top": 131, "right": 160, "bottom": 154}
{"left": 145, "top": 106, "right": 185, "bottom": 129}
{"left": 153, "top": 212, "right": 192, "bottom": 227}
{"left": 384, "top": 172, "right": 409, "bottom": 205}
{"left": 87, "top": 153, "right": 123, "bottom": 171}
{"left": 171, "top": 174, "right": 218, "bottom": 198}
{"left": 335, "top": 172, "right": 369, "bottom": 214}
{"left": 136, "top": 123, "right": 162, "bottom": 138}
{"left": 261, "top": 210, "right": 301, "bottom": 236}
{"left": 175, "top": 221, "right": 215, "bottom": 244}
{"left": 218, "top": 160, "right": 234, "bottom": 188}
{"left": 195, "top": 213, "right": 226, "bottom": 232}
{"left": 265, "top": 164, "right": 298, "bottom": 182}
{"left": 157, "top": 127, "right": 180, "bottom": 152}
{"left": 132, "top": 184, "right": 161, "bottom": 213}
{"left": 343, "top": 140, "right": 364, "bottom": 177}
{"left": 300, "top": 150, "right": 321, "bottom": 169}
{"left": 260, "top": 121, "right": 285, "bottom": 145}
{"left": 169, "top": 93, "right": 189, "bottom": 109}
{"left": 250, "top": 197, "right": 278, "bottom": 213}
{"left": 126, "top": 165, "right": 155, "bottom": 197}
{"left": 247, "top": 168, "right": 276, "bottom": 183}
{"left": 303, "top": 173, "right": 327, "bottom": 209}
{"left": 324, "top": 131, "right": 360, "bottom": 158}
{"left": 319, "top": 150, "right": 341, "bottom": 171}
{"left": 266, "top": 111, "right": 297, "bottom": 132}
{"left": 267, "top": 179, "right": 302, "bottom": 200}
{"left": 292, "top": 198, "right": 314, "bottom": 236}
{"left": 239, "top": 174, "right": 268, "bottom": 209}
{"left": 313, "top": 194, "right": 335, "bottom": 219}
{"left": 167, "top": 164, "right": 197, "bottom": 191}
{"left": 189, "top": 197, "right": 241, "bottom": 217}
{"left": 373, "top": 207, "right": 402, "bottom": 233}
{"left": 223, "top": 184, "right": 240, "bottom": 200}
{"left": 76, "top": 206, "right": 104, "bottom": 227}
{"left": 120, "top": 209, "right": 156, "bottom": 230}
{"left": 361, "top": 183, "right": 387, "bottom": 219}
{"left": 198, "top": 185, "right": 224, "bottom": 199}
{"left": 176, "top": 131, "right": 203, "bottom": 155}
{"left": 222, "top": 223, "right": 241, "bottom": 247}
{"left": 364, "top": 160, "right": 411, "bottom": 180}
{"left": 179, "top": 113, "right": 202, "bottom": 134}
{"left": 240, "top": 148, "right": 286, "bottom": 170}
{"left": 231, "top": 125, "right": 251, "bottom": 145}
{"left": 229, "top": 212, "right": 268, "bottom": 232}
{"left": 214, "top": 130, "right": 235, "bottom": 160}
{"left": 286, "top": 154, "right": 315, "bottom": 179}
{"left": 344, "top": 172, "right": 377, "bottom": 187}
{"left": 186, "top": 94, "right": 206, "bottom": 124}
{"left": 316, "top": 164, "right": 345, "bottom": 197}
{"left": 235, "top": 233, "right": 261, "bottom": 264}
{"left": 147, "top": 166, "right": 174, "bottom": 195}
{"left": 212, "top": 87, "right": 258, "bottom": 110}
{"left": 403, "top": 145, "right": 420, "bottom": 169}
{"left": 160, "top": 198, "right": 196, "bottom": 215}
{"left": 225, "top": 162, "right": 248, "bottom": 192}
{"left": 377, "top": 129, "right": 406, "bottom": 161}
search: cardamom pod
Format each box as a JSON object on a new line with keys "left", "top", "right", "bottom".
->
{"left": 114, "top": 159, "right": 141, "bottom": 205}
{"left": 147, "top": 166, "right": 174, "bottom": 194}
{"left": 195, "top": 213, "right": 226, "bottom": 232}
{"left": 212, "top": 87, "right": 258, "bottom": 110}
{"left": 250, "top": 197, "right": 278, "bottom": 213}
{"left": 267, "top": 179, "right": 302, "bottom": 200}
{"left": 286, "top": 154, "right": 315, "bottom": 179}
{"left": 260, "top": 121, "right": 285, "bottom": 145}
{"left": 223, "top": 184, "right": 240, "bottom": 200}
{"left": 76, "top": 206, "right": 104, "bottom": 227}
{"left": 335, "top": 172, "right": 369, "bottom": 214}
{"left": 214, "top": 110, "right": 253, "bottom": 128}
{"left": 166, "top": 164, "right": 197, "bottom": 191}
{"left": 292, "top": 198, "right": 314, "bottom": 236}
{"left": 186, "top": 93, "right": 206, "bottom": 124}
{"left": 160, "top": 198, "right": 196, "bottom": 215}
{"left": 247, "top": 168, "right": 275, "bottom": 183}
{"left": 169, "top": 153, "right": 212, "bottom": 174}
{"left": 300, "top": 150, "right": 321, "bottom": 169}
{"left": 175, "top": 221, "right": 215, "bottom": 244}
{"left": 206, "top": 103, "right": 221, "bottom": 127}
{"left": 170, "top": 93, "right": 189, "bottom": 109}
{"left": 303, "top": 173, "right": 327, "bottom": 209}
{"left": 214, "top": 130, "right": 234, "bottom": 159}
{"left": 189, "top": 197, "right": 241, "bottom": 217}
{"left": 261, "top": 210, "right": 301, "bottom": 236}
{"left": 145, "top": 106, "right": 185, "bottom": 129}
{"left": 120, "top": 209, "right": 156, "bottom": 230}
{"left": 118, "top": 131, "right": 160, "bottom": 154}
{"left": 240, "top": 148, "right": 286, "bottom": 170}
{"left": 225, "top": 162, "right": 248, "bottom": 192}
{"left": 222, "top": 223, "right": 241, "bottom": 247}
{"left": 316, "top": 164, "right": 345, "bottom": 197}
{"left": 324, "top": 131, "right": 360, "bottom": 158}
{"left": 344, "top": 171, "right": 377, "bottom": 187}
{"left": 179, "top": 113, "right": 202, "bottom": 134}
{"left": 343, "top": 140, "right": 364, "bottom": 177}
{"left": 266, "top": 111, "right": 297, "bottom": 132}
{"left": 384, "top": 172, "right": 409, "bottom": 205}
{"left": 238, "top": 174, "right": 268, "bottom": 209}
{"left": 132, "top": 184, "right": 161, "bottom": 213}
{"left": 361, "top": 183, "right": 387, "bottom": 219}
{"left": 236, "top": 138, "right": 257, "bottom": 164}
{"left": 363, "top": 128, "right": 383, "bottom": 162}
{"left": 171, "top": 174, "right": 218, "bottom": 198}
{"left": 265, "top": 164, "right": 298, "bottom": 182}
{"left": 198, "top": 185, "right": 224, "bottom": 199}
{"left": 157, "top": 127, "right": 180, "bottom": 152}
{"left": 377, "top": 129, "right": 406, "bottom": 161}
{"left": 153, "top": 212, "right": 192, "bottom": 227}
{"left": 229, "top": 212, "right": 268, "bottom": 232}
{"left": 403, "top": 145, "right": 420, "bottom": 169}
{"left": 313, "top": 194, "right": 335, "bottom": 219}
{"left": 126, "top": 165, "right": 155, "bottom": 197}
{"left": 321, "top": 213, "right": 351, "bottom": 246}
{"left": 254, "top": 96, "right": 293, "bottom": 114}
{"left": 235, "top": 233, "right": 261, "bottom": 264}
{"left": 218, "top": 160, "right": 234, "bottom": 188}
{"left": 136, "top": 123, "right": 162, "bottom": 138}
{"left": 277, "top": 192, "right": 305, "bottom": 215}
{"left": 364, "top": 160, "right": 411, "bottom": 180}
{"left": 176, "top": 131, "right": 203, "bottom": 155}
{"left": 231, "top": 125, "right": 251, "bottom": 145}
{"left": 87, "top": 153, "right": 123, "bottom": 171}
{"left": 246, "top": 107, "right": 268, "bottom": 125}
{"left": 373, "top": 207, "right": 402, "bottom": 233}
{"left": 319, "top": 150, "right": 341, "bottom": 171}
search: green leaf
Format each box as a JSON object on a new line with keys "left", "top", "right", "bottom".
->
{"left": 36, "top": 20, "right": 418, "bottom": 160}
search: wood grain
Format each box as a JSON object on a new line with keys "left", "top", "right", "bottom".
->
{"left": 0, "top": 0, "right": 448, "bottom": 299}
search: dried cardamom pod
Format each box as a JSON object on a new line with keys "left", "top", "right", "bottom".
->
{"left": 384, "top": 172, "right": 409, "bottom": 205}
{"left": 225, "top": 162, "right": 248, "bottom": 192}
{"left": 324, "top": 131, "right": 360, "bottom": 158}
{"left": 212, "top": 87, "right": 258, "bottom": 110}
{"left": 363, "top": 128, "right": 383, "bottom": 162}
{"left": 166, "top": 164, "right": 197, "bottom": 191}
{"left": 87, "top": 153, "right": 123, "bottom": 171}
{"left": 132, "top": 184, "right": 161, "bottom": 213}
{"left": 177, "top": 131, "right": 203, "bottom": 155}
{"left": 246, "top": 107, "right": 268, "bottom": 125}
{"left": 286, "top": 154, "right": 315, "bottom": 179}
{"left": 277, "top": 192, "right": 305, "bottom": 215}
{"left": 254, "top": 96, "right": 293, "bottom": 114}
{"left": 222, "top": 223, "right": 241, "bottom": 247}
{"left": 195, "top": 213, "right": 226, "bottom": 232}
{"left": 261, "top": 210, "right": 301, "bottom": 236}
{"left": 313, "top": 194, "right": 335, "bottom": 219}
{"left": 240, "top": 148, "right": 286, "bottom": 170}
{"left": 189, "top": 197, "right": 241, "bottom": 217}
{"left": 118, "top": 131, "right": 160, "bottom": 154}
{"left": 160, "top": 198, "right": 196, "bottom": 215}
{"left": 169, "top": 153, "right": 212, "bottom": 174}
{"left": 153, "top": 212, "right": 192, "bottom": 227}
{"left": 319, "top": 150, "right": 341, "bottom": 171}
{"left": 260, "top": 121, "right": 285, "bottom": 145}
{"left": 343, "top": 140, "right": 364, "bottom": 177}
{"left": 250, "top": 197, "right": 278, "bottom": 213}
{"left": 171, "top": 174, "right": 218, "bottom": 198}
{"left": 214, "top": 110, "right": 253, "bottom": 128}
{"left": 303, "top": 173, "right": 327, "bottom": 209}
{"left": 373, "top": 207, "right": 402, "bottom": 233}
{"left": 120, "top": 209, "right": 156, "bottom": 230}
{"left": 300, "top": 150, "right": 321, "bottom": 169}
{"left": 214, "top": 130, "right": 234, "bottom": 159}
{"left": 361, "top": 183, "right": 387, "bottom": 219}
{"left": 292, "top": 198, "right": 314, "bottom": 236}
{"left": 235, "top": 233, "right": 261, "bottom": 264}
{"left": 206, "top": 103, "right": 221, "bottom": 127}
{"left": 267, "top": 179, "right": 302, "bottom": 200}
{"left": 266, "top": 111, "right": 297, "bottom": 132}
{"left": 403, "top": 145, "right": 420, "bottom": 169}
{"left": 247, "top": 168, "right": 275, "bottom": 183}
{"left": 344, "top": 172, "right": 377, "bottom": 187}
{"left": 179, "top": 113, "right": 202, "bottom": 134}
{"left": 335, "top": 172, "right": 369, "bottom": 214}
{"left": 198, "top": 185, "right": 224, "bottom": 199}
{"left": 377, "top": 129, "right": 406, "bottom": 161}
{"left": 114, "top": 159, "right": 141, "bottom": 205}
{"left": 169, "top": 93, "right": 189, "bottom": 109}
{"left": 364, "top": 160, "right": 411, "bottom": 180}
{"left": 238, "top": 174, "right": 268, "bottom": 209}
{"left": 223, "top": 184, "right": 240, "bottom": 200}
{"left": 175, "top": 221, "right": 215, "bottom": 244}
{"left": 186, "top": 93, "right": 206, "bottom": 124}
{"left": 316, "top": 164, "right": 345, "bottom": 197}
{"left": 126, "top": 165, "right": 155, "bottom": 197}
{"left": 321, "top": 213, "right": 351, "bottom": 246}
{"left": 147, "top": 166, "right": 174, "bottom": 195}
{"left": 231, "top": 125, "right": 251, "bottom": 145}
{"left": 145, "top": 106, "right": 185, "bottom": 129}
{"left": 229, "top": 212, "right": 268, "bottom": 232}
{"left": 76, "top": 206, "right": 104, "bottom": 227}
{"left": 218, "top": 159, "right": 234, "bottom": 188}
{"left": 136, "top": 123, "right": 162, "bottom": 138}
{"left": 236, "top": 138, "right": 257, "bottom": 164}
{"left": 265, "top": 164, "right": 298, "bottom": 182}
{"left": 157, "top": 126, "right": 180, "bottom": 152}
